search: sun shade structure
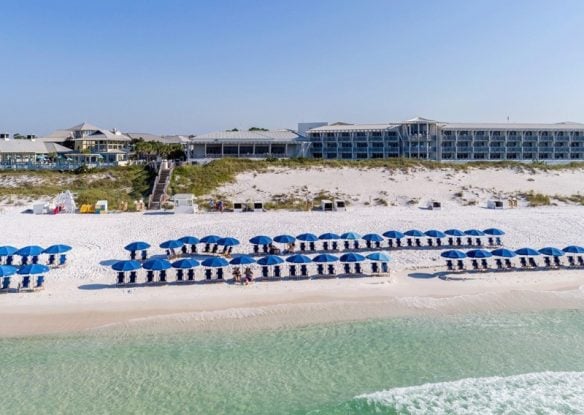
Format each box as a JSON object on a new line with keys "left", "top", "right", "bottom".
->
{"left": 202, "top": 257, "right": 229, "bottom": 267}
{"left": 200, "top": 235, "right": 221, "bottom": 244}
{"left": 484, "top": 228, "right": 505, "bottom": 236}
{"left": 296, "top": 233, "right": 318, "bottom": 242}
{"left": 229, "top": 256, "right": 256, "bottom": 265}
{"left": 366, "top": 252, "right": 391, "bottom": 262}
{"left": 171, "top": 258, "right": 200, "bottom": 269}
{"left": 445, "top": 229, "right": 465, "bottom": 237}
{"left": 15, "top": 246, "right": 44, "bottom": 257}
{"left": 249, "top": 235, "right": 272, "bottom": 245}
{"left": 0, "top": 246, "right": 17, "bottom": 256}
{"left": 124, "top": 242, "right": 151, "bottom": 252}
{"left": 17, "top": 264, "right": 50, "bottom": 275}
{"left": 286, "top": 254, "right": 312, "bottom": 264}
{"left": 362, "top": 233, "right": 384, "bottom": 242}
{"left": 339, "top": 253, "right": 366, "bottom": 262}
{"left": 466, "top": 249, "right": 493, "bottom": 258}
{"left": 491, "top": 248, "right": 517, "bottom": 258}
{"left": 440, "top": 250, "right": 467, "bottom": 259}
{"left": 319, "top": 233, "right": 340, "bottom": 240}
{"left": 178, "top": 236, "right": 200, "bottom": 245}
{"left": 217, "top": 237, "right": 240, "bottom": 247}
{"left": 142, "top": 258, "right": 172, "bottom": 271}
{"left": 312, "top": 254, "right": 339, "bottom": 263}
{"left": 159, "top": 240, "right": 184, "bottom": 249}
{"left": 515, "top": 248, "right": 540, "bottom": 256}
{"left": 112, "top": 260, "right": 142, "bottom": 272}
{"left": 383, "top": 231, "right": 405, "bottom": 239}
{"left": 563, "top": 246, "right": 584, "bottom": 254}
{"left": 0, "top": 265, "right": 17, "bottom": 277}
{"left": 43, "top": 245, "right": 72, "bottom": 254}
{"left": 538, "top": 247, "right": 564, "bottom": 257}
{"left": 464, "top": 229, "right": 485, "bottom": 236}
{"left": 274, "top": 235, "right": 296, "bottom": 244}
{"left": 257, "top": 255, "right": 284, "bottom": 266}
{"left": 424, "top": 230, "right": 446, "bottom": 238}
{"left": 404, "top": 230, "right": 424, "bottom": 237}
{"left": 341, "top": 232, "right": 361, "bottom": 240}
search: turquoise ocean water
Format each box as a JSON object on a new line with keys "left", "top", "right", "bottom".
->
{"left": 3, "top": 310, "right": 584, "bottom": 414}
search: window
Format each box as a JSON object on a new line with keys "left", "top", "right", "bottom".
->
{"left": 313, "top": 153, "right": 323, "bottom": 158}
{"left": 341, "top": 153, "right": 352, "bottom": 159}
{"left": 507, "top": 153, "right": 518, "bottom": 159}
{"left": 326, "top": 153, "right": 337, "bottom": 159}
{"left": 457, "top": 153, "right": 468, "bottom": 159}
{"left": 341, "top": 132, "right": 350, "bottom": 137}
{"left": 443, "top": 131, "right": 452, "bottom": 136}
{"left": 356, "top": 132, "right": 366, "bottom": 137}
{"left": 371, "top": 153, "right": 383, "bottom": 158}
{"left": 539, "top": 153, "right": 549, "bottom": 159}
{"left": 271, "top": 145, "right": 285, "bottom": 154}
{"left": 239, "top": 146, "right": 253, "bottom": 155}
{"left": 356, "top": 153, "right": 368, "bottom": 159}
{"left": 555, "top": 153, "right": 566, "bottom": 159}
{"left": 255, "top": 145, "right": 269, "bottom": 155}
{"left": 326, "top": 133, "right": 335, "bottom": 137}
{"left": 312, "top": 143, "right": 322, "bottom": 149}
{"left": 372, "top": 132, "right": 381, "bottom": 137}
{"left": 206, "top": 144, "right": 221, "bottom": 155}
{"left": 356, "top": 142, "right": 368, "bottom": 148}
{"left": 372, "top": 142, "right": 383, "bottom": 148}
{"left": 341, "top": 142, "right": 352, "bottom": 149}
{"left": 223, "top": 145, "right": 238, "bottom": 155}
{"left": 388, "top": 131, "right": 397, "bottom": 137}
{"left": 524, "top": 153, "right": 534, "bottom": 159}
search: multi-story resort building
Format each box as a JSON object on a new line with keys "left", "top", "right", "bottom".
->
{"left": 305, "top": 117, "right": 584, "bottom": 162}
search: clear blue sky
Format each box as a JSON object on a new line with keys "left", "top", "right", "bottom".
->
{"left": 2, "top": 0, "right": 583, "bottom": 135}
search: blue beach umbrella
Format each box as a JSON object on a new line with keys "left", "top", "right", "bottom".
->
{"left": 179, "top": 236, "right": 200, "bottom": 245}
{"left": 18, "top": 264, "right": 50, "bottom": 275}
{"left": 16, "top": 246, "right": 44, "bottom": 257}
{"left": 142, "top": 258, "right": 172, "bottom": 271}
{"left": 249, "top": 235, "right": 272, "bottom": 245}
{"left": 491, "top": 248, "right": 517, "bottom": 258}
{"left": 383, "top": 231, "right": 405, "bottom": 239}
{"left": 124, "top": 241, "right": 151, "bottom": 252}
{"left": 425, "top": 230, "right": 446, "bottom": 238}
{"left": 159, "top": 240, "right": 184, "bottom": 249}
{"left": 440, "top": 250, "right": 467, "bottom": 259}
{"left": 363, "top": 233, "right": 384, "bottom": 242}
{"left": 202, "top": 257, "right": 229, "bottom": 268}
{"left": 172, "top": 258, "right": 200, "bottom": 269}
{"left": 538, "top": 247, "right": 564, "bottom": 257}
{"left": 312, "top": 254, "right": 339, "bottom": 263}
{"left": 43, "top": 245, "right": 72, "bottom": 254}
{"left": 563, "top": 246, "right": 584, "bottom": 254}
{"left": 229, "top": 255, "right": 256, "bottom": 265}
{"left": 445, "top": 229, "right": 465, "bottom": 237}
{"left": 217, "top": 237, "right": 240, "bottom": 247}
{"left": 404, "top": 230, "right": 424, "bottom": 237}
{"left": 257, "top": 255, "right": 284, "bottom": 266}
{"left": 515, "top": 248, "right": 540, "bottom": 256}
{"left": 0, "top": 265, "right": 17, "bottom": 277}
{"left": 340, "top": 253, "right": 366, "bottom": 263}
{"left": 0, "top": 246, "right": 17, "bottom": 256}
{"left": 341, "top": 232, "right": 361, "bottom": 240}
{"left": 286, "top": 254, "right": 312, "bottom": 264}
{"left": 112, "top": 260, "right": 142, "bottom": 272}
{"left": 200, "top": 235, "right": 221, "bottom": 244}
{"left": 296, "top": 233, "right": 318, "bottom": 242}
{"left": 274, "top": 235, "right": 296, "bottom": 244}
{"left": 466, "top": 249, "right": 493, "bottom": 259}
{"left": 367, "top": 252, "right": 391, "bottom": 262}
{"left": 484, "top": 228, "right": 505, "bottom": 236}
{"left": 319, "top": 233, "right": 340, "bottom": 240}
{"left": 464, "top": 229, "right": 485, "bottom": 237}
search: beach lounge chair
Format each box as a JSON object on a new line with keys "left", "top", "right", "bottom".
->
{"left": 289, "top": 265, "right": 297, "bottom": 278}
{"left": 355, "top": 263, "right": 363, "bottom": 274}
{"left": 520, "top": 258, "right": 528, "bottom": 268}
{"left": 205, "top": 269, "right": 212, "bottom": 280}
{"left": 528, "top": 258, "right": 537, "bottom": 268}
{"left": 300, "top": 242, "right": 307, "bottom": 252}
{"left": 495, "top": 259, "right": 503, "bottom": 270}
{"left": 487, "top": 237, "right": 495, "bottom": 246}
{"left": 381, "top": 262, "right": 389, "bottom": 273}
{"left": 204, "top": 244, "right": 211, "bottom": 253}
{"left": 48, "top": 255, "right": 56, "bottom": 266}
{"left": 22, "top": 276, "right": 31, "bottom": 290}
{"left": 33, "top": 256, "right": 39, "bottom": 264}
{"left": 21, "top": 256, "right": 29, "bottom": 266}
{"left": 447, "top": 237, "right": 454, "bottom": 246}
{"left": 544, "top": 257, "right": 552, "bottom": 268}
{"left": 371, "top": 262, "right": 380, "bottom": 273}
{"left": 129, "top": 271, "right": 137, "bottom": 284}
{"left": 495, "top": 237, "right": 502, "bottom": 246}
{"left": 396, "top": 239, "right": 402, "bottom": 247}
{"left": 388, "top": 239, "right": 394, "bottom": 248}
{"left": 181, "top": 246, "right": 188, "bottom": 255}
{"left": 327, "top": 264, "right": 336, "bottom": 275}
{"left": 466, "top": 237, "right": 473, "bottom": 246}
{"left": 191, "top": 245, "right": 197, "bottom": 254}
{"left": 323, "top": 242, "right": 330, "bottom": 251}
{"left": 436, "top": 239, "right": 442, "bottom": 247}
{"left": 568, "top": 256, "right": 576, "bottom": 267}
{"left": 457, "top": 260, "right": 464, "bottom": 271}
{"left": 553, "top": 257, "right": 561, "bottom": 267}
{"left": 415, "top": 239, "right": 422, "bottom": 248}
{"left": 176, "top": 269, "right": 184, "bottom": 281}
{"left": 471, "top": 260, "right": 480, "bottom": 270}
{"left": 130, "top": 251, "right": 137, "bottom": 260}
{"left": 481, "top": 259, "right": 489, "bottom": 270}
{"left": 309, "top": 242, "right": 316, "bottom": 252}
{"left": 165, "top": 249, "right": 171, "bottom": 258}
{"left": 141, "top": 250, "right": 148, "bottom": 261}
{"left": 476, "top": 238, "right": 482, "bottom": 247}
{"left": 187, "top": 269, "right": 195, "bottom": 281}
{"left": 117, "top": 272, "right": 125, "bottom": 284}
{"left": 6, "top": 256, "right": 13, "bottom": 265}
{"left": 427, "top": 239, "right": 434, "bottom": 247}
{"left": 160, "top": 270, "right": 167, "bottom": 283}
{"left": 300, "top": 265, "right": 308, "bottom": 277}
{"left": 344, "top": 241, "right": 351, "bottom": 250}
{"left": 146, "top": 271, "right": 155, "bottom": 283}
{"left": 456, "top": 238, "right": 463, "bottom": 247}
{"left": 59, "top": 255, "right": 67, "bottom": 266}
{"left": 274, "top": 266, "right": 281, "bottom": 278}
{"left": 253, "top": 245, "right": 260, "bottom": 255}
{"left": 332, "top": 241, "right": 339, "bottom": 251}
{"left": 35, "top": 276, "right": 45, "bottom": 289}
{"left": 261, "top": 266, "right": 269, "bottom": 278}
{"left": 446, "top": 260, "right": 454, "bottom": 271}
{"left": 505, "top": 259, "right": 513, "bottom": 269}
{"left": 407, "top": 239, "right": 413, "bottom": 247}
{"left": 353, "top": 241, "right": 360, "bottom": 250}
{"left": 375, "top": 241, "right": 381, "bottom": 249}
{"left": 365, "top": 241, "right": 372, "bottom": 250}
{"left": 579, "top": 256, "right": 584, "bottom": 267}
{"left": 343, "top": 263, "right": 351, "bottom": 274}
{"left": 1, "top": 277, "right": 9, "bottom": 290}
{"left": 217, "top": 268, "right": 224, "bottom": 280}
{"left": 212, "top": 245, "right": 218, "bottom": 254}
{"left": 317, "top": 264, "right": 325, "bottom": 276}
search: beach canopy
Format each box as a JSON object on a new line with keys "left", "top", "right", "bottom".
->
{"left": 249, "top": 235, "right": 272, "bottom": 245}
{"left": 445, "top": 229, "right": 465, "bottom": 237}
{"left": 484, "top": 228, "right": 505, "bottom": 236}
{"left": 424, "top": 230, "right": 446, "bottom": 238}
{"left": 112, "top": 260, "right": 142, "bottom": 272}
{"left": 319, "top": 233, "right": 340, "bottom": 240}
{"left": 341, "top": 232, "right": 361, "bottom": 240}
{"left": 43, "top": 244, "right": 72, "bottom": 255}
{"left": 563, "top": 245, "right": 584, "bottom": 254}
{"left": 142, "top": 258, "right": 172, "bottom": 271}
{"left": 340, "top": 252, "right": 366, "bottom": 262}
{"left": 0, "top": 246, "right": 17, "bottom": 256}
{"left": 286, "top": 254, "right": 312, "bottom": 264}
{"left": 159, "top": 240, "right": 184, "bottom": 249}
{"left": 217, "top": 237, "right": 240, "bottom": 247}
{"left": 363, "top": 233, "right": 384, "bottom": 242}
{"left": 257, "top": 255, "right": 284, "bottom": 266}
{"left": 515, "top": 248, "right": 540, "bottom": 256}
{"left": 466, "top": 249, "right": 493, "bottom": 259}
{"left": 312, "top": 253, "right": 339, "bottom": 263}
{"left": 179, "top": 236, "right": 200, "bottom": 245}
{"left": 367, "top": 252, "right": 391, "bottom": 262}
{"left": 124, "top": 241, "right": 151, "bottom": 252}
{"left": 440, "top": 250, "right": 467, "bottom": 259}
{"left": 229, "top": 255, "right": 256, "bottom": 265}
{"left": 538, "top": 247, "right": 564, "bottom": 257}
{"left": 0, "top": 265, "right": 17, "bottom": 277}
{"left": 274, "top": 234, "right": 296, "bottom": 244}
{"left": 202, "top": 257, "right": 229, "bottom": 268}
{"left": 200, "top": 235, "right": 221, "bottom": 244}
{"left": 296, "top": 233, "right": 318, "bottom": 242}
{"left": 404, "top": 230, "right": 424, "bottom": 237}
{"left": 464, "top": 229, "right": 485, "bottom": 236}
{"left": 383, "top": 230, "right": 405, "bottom": 239}
{"left": 172, "top": 258, "right": 200, "bottom": 269}
{"left": 491, "top": 248, "right": 517, "bottom": 258}
{"left": 18, "top": 264, "right": 50, "bottom": 275}
{"left": 15, "top": 245, "right": 43, "bottom": 257}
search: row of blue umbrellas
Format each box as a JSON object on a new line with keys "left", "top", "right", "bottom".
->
{"left": 0, "top": 244, "right": 72, "bottom": 256}
{"left": 124, "top": 236, "right": 241, "bottom": 253}
{"left": 0, "top": 263, "right": 50, "bottom": 277}
{"left": 441, "top": 245, "right": 584, "bottom": 259}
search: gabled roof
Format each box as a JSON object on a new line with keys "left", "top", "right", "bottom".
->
{"left": 85, "top": 129, "right": 131, "bottom": 142}
{"left": 0, "top": 139, "right": 72, "bottom": 154}
{"left": 68, "top": 122, "right": 100, "bottom": 131}
{"left": 404, "top": 116, "right": 437, "bottom": 123}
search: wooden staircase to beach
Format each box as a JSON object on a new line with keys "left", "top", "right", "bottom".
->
{"left": 148, "top": 160, "right": 173, "bottom": 210}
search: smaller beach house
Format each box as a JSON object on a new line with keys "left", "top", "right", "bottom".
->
{"left": 0, "top": 134, "right": 72, "bottom": 168}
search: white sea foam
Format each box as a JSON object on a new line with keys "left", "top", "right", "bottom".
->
{"left": 357, "top": 371, "right": 584, "bottom": 414}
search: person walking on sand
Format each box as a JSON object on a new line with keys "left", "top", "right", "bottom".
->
{"left": 244, "top": 267, "right": 254, "bottom": 285}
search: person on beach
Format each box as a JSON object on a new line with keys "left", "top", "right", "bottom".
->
{"left": 209, "top": 199, "right": 215, "bottom": 211}
{"left": 244, "top": 267, "right": 254, "bottom": 285}
{"left": 232, "top": 267, "right": 241, "bottom": 283}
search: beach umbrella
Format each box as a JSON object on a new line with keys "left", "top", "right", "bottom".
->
{"left": 43, "top": 245, "right": 72, "bottom": 254}
{"left": 319, "top": 233, "right": 340, "bottom": 240}
{"left": 445, "top": 229, "right": 465, "bottom": 237}
{"left": 202, "top": 257, "right": 229, "bottom": 268}
{"left": 491, "top": 248, "right": 517, "bottom": 258}
{"left": 464, "top": 229, "right": 485, "bottom": 237}
{"left": 159, "top": 240, "right": 184, "bottom": 249}
{"left": 484, "top": 228, "right": 505, "bottom": 236}
{"left": 404, "top": 230, "right": 424, "bottom": 237}
{"left": 363, "top": 233, "right": 384, "bottom": 242}
{"left": 15, "top": 246, "right": 43, "bottom": 257}
{"left": 286, "top": 254, "right": 312, "bottom": 264}
{"left": 179, "top": 236, "right": 200, "bottom": 245}
{"left": 200, "top": 235, "right": 221, "bottom": 244}
{"left": 172, "top": 258, "right": 200, "bottom": 269}
{"left": 257, "top": 255, "right": 284, "bottom": 266}
{"left": 229, "top": 255, "right": 256, "bottom": 265}
{"left": 367, "top": 252, "right": 391, "bottom": 262}
{"left": 424, "top": 230, "right": 446, "bottom": 238}
{"left": 112, "top": 260, "right": 142, "bottom": 272}
{"left": 341, "top": 232, "right": 361, "bottom": 240}
{"left": 383, "top": 230, "right": 405, "bottom": 239}
{"left": 274, "top": 234, "right": 296, "bottom": 244}
{"left": 515, "top": 248, "right": 540, "bottom": 256}
{"left": 466, "top": 249, "right": 493, "bottom": 259}
{"left": 249, "top": 235, "right": 272, "bottom": 245}
{"left": 440, "top": 250, "right": 467, "bottom": 259}
{"left": 217, "top": 237, "right": 240, "bottom": 247}
{"left": 18, "top": 264, "right": 50, "bottom": 275}
{"left": 563, "top": 246, "right": 584, "bottom": 254}
{"left": 297, "top": 233, "right": 318, "bottom": 242}
{"left": 0, "top": 265, "right": 17, "bottom": 277}
{"left": 124, "top": 241, "right": 151, "bottom": 252}
{"left": 312, "top": 253, "right": 339, "bottom": 263}
{"left": 538, "top": 247, "right": 564, "bottom": 257}
{"left": 340, "top": 252, "right": 366, "bottom": 262}
{"left": 142, "top": 258, "right": 172, "bottom": 271}
{"left": 0, "top": 246, "right": 17, "bottom": 256}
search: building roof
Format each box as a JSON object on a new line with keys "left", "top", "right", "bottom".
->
{"left": 84, "top": 129, "right": 131, "bottom": 142}
{"left": 68, "top": 122, "right": 100, "bottom": 131}
{"left": 0, "top": 139, "right": 72, "bottom": 154}
{"left": 191, "top": 130, "right": 304, "bottom": 143}
{"left": 440, "top": 122, "right": 584, "bottom": 131}
{"left": 308, "top": 123, "right": 399, "bottom": 132}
